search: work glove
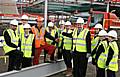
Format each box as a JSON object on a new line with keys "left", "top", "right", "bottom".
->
{"left": 86, "top": 53, "right": 91, "bottom": 58}
{"left": 105, "top": 66, "right": 109, "bottom": 70}
{"left": 16, "top": 47, "right": 20, "bottom": 51}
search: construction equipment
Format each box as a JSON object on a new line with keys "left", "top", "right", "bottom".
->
{"left": 86, "top": 10, "right": 120, "bottom": 48}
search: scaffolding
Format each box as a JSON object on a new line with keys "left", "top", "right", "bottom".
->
{"left": 0, "top": 0, "right": 18, "bottom": 14}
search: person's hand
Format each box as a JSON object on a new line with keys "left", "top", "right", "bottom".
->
{"left": 16, "top": 47, "right": 20, "bottom": 51}
{"left": 55, "top": 38, "right": 60, "bottom": 42}
{"left": 86, "top": 53, "right": 91, "bottom": 58}
{"left": 105, "top": 66, "right": 109, "bottom": 70}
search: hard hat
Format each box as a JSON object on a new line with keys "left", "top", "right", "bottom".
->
{"left": 23, "top": 24, "right": 31, "bottom": 29}
{"left": 37, "top": 16, "right": 44, "bottom": 22}
{"left": 76, "top": 17, "right": 84, "bottom": 24}
{"left": 21, "top": 15, "right": 28, "bottom": 20}
{"left": 94, "top": 23, "right": 103, "bottom": 29}
{"left": 59, "top": 20, "right": 65, "bottom": 25}
{"left": 98, "top": 30, "right": 107, "bottom": 36}
{"left": 48, "top": 22, "right": 54, "bottom": 27}
{"left": 10, "top": 19, "right": 18, "bottom": 26}
{"left": 108, "top": 30, "right": 117, "bottom": 39}
{"left": 65, "top": 21, "right": 71, "bottom": 26}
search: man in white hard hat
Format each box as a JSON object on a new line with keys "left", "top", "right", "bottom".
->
{"left": 57, "top": 20, "right": 65, "bottom": 59}
{"left": 72, "top": 17, "right": 91, "bottom": 77}
{"left": 76, "top": 17, "right": 84, "bottom": 28}
{"left": 94, "top": 23, "right": 103, "bottom": 34}
{"left": 21, "top": 15, "right": 29, "bottom": 25}
{"left": 21, "top": 23, "right": 35, "bottom": 68}
{"left": 62, "top": 21, "right": 73, "bottom": 76}
{"left": 92, "top": 23, "right": 103, "bottom": 50}
{"left": 45, "top": 22, "right": 59, "bottom": 62}
{"left": 17, "top": 15, "right": 29, "bottom": 37}
{"left": 94, "top": 30, "right": 108, "bottom": 77}
{"left": 59, "top": 20, "right": 65, "bottom": 30}
{"left": 3, "top": 19, "right": 23, "bottom": 71}
{"left": 91, "top": 23, "right": 103, "bottom": 65}
{"left": 106, "top": 30, "right": 118, "bottom": 77}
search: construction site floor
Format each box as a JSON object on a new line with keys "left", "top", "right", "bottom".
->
{"left": 49, "top": 60, "right": 120, "bottom": 77}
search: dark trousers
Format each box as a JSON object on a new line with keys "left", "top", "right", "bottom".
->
{"left": 73, "top": 51, "right": 88, "bottom": 77}
{"left": 5, "top": 50, "right": 23, "bottom": 71}
{"left": 22, "top": 57, "right": 32, "bottom": 68}
{"left": 62, "top": 49, "right": 72, "bottom": 68}
{"left": 57, "top": 47, "right": 63, "bottom": 59}
{"left": 107, "top": 69, "right": 116, "bottom": 77}
{"left": 96, "top": 67, "right": 105, "bottom": 77}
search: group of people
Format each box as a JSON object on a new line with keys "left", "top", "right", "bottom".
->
{"left": 3, "top": 14, "right": 119, "bottom": 77}
{"left": 91, "top": 24, "right": 119, "bottom": 77}
{"left": 3, "top": 15, "right": 59, "bottom": 71}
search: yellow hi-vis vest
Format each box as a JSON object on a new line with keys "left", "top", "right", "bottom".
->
{"left": 97, "top": 40, "right": 108, "bottom": 69}
{"left": 17, "top": 24, "right": 24, "bottom": 39}
{"left": 46, "top": 27, "right": 56, "bottom": 44}
{"left": 107, "top": 41, "right": 119, "bottom": 71}
{"left": 75, "top": 28, "right": 89, "bottom": 52}
{"left": 72, "top": 28, "right": 78, "bottom": 51}
{"left": 58, "top": 29, "right": 63, "bottom": 47}
{"left": 3, "top": 29, "right": 19, "bottom": 53}
{"left": 91, "top": 36, "right": 99, "bottom": 52}
{"left": 21, "top": 34, "right": 34, "bottom": 58}
{"left": 63, "top": 29, "right": 72, "bottom": 50}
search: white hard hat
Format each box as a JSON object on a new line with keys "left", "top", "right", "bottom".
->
{"left": 10, "top": 19, "right": 18, "bottom": 26}
{"left": 21, "top": 15, "right": 28, "bottom": 20}
{"left": 108, "top": 30, "right": 117, "bottom": 39}
{"left": 98, "top": 30, "right": 107, "bottom": 36}
{"left": 59, "top": 20, "right": 65, "bottom": 25}
{"left": 65, "top": 21, "right": 71, "bottom": 26}
{"left": 23, "top": 24, "right": 31, "bottom": 29}
{"left": 94, "top": 23, "right": 103, "bottom": 29}
{"left": 76, "top": 17, "right": 84, "bottom": 24}
{"left": 48, "top": 22, "right": 54, "bottom": 27}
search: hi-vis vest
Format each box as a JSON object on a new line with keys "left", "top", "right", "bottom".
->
{"left": 97, "top": 40, "right": 108, "bottom": 69}
{"left": 75, "top": 28, "right": 89, "bottom": 52}
{"left": 107, "top": 41, "right": 119, "bottom": 71}
{"left": 17, "top": 24, "right": 24, "bottom": 39}
{"left": 31, "top": 26, "right": 45, "bottom": 48}
{"left": 72, "top": 28, "right": 78, "bottom": 51}
{"left": 63, "top": 29, "right": 72, "bottom": 50}
{"left": 46, "top": 27, "right": 56, "bottom": 44}
{"left": 21, "top": 34, "right": 34, "bottom": 58}
{"left": 58, "top": 29, "right": 63, "bottom": 47}
{"left": 91, "top": 36, "right": 99, "bottom": 52}
{"left": 3, "top": 29, "right": 19, "bottom": 53}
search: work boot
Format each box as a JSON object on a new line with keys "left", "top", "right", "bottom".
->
{"left": 65, "top": 68, "right": 72, "bottom": 77}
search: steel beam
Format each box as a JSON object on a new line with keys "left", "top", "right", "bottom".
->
{"left": 0, "top": 59, "right": 66, "bottom": 77}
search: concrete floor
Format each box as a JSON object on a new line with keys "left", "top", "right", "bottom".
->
{"left": 49, "top": 60, "right": 120, "bottom": 77}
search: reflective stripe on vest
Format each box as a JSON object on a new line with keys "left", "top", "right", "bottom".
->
{"left": 3, "top": 29, "right": 19, "bottom": 53}
{"left": 76, "top": 29, "right": 89, "bottom": 52}
{"left": 17, "top": 25, "right": 24, "bottom": 39}
{"left": 107, "top": 41, "right": 119, "bottom": 71}
{"left": 91, "top": 37, "right": 99, "bottom": 51}
{"left": 21, "top": 34, "right": 34, "bottom": 58}
{"left": 46, "top": 27, "right": 56, "bottom": 44}
{"left": 63, "top": 29, "right": 72, "bottom": 50}
{"left": 72, "top": 28, "right": 78, "bottom": 51}
{"left": 97, "top": 41, "right": 108, "bottom": 69}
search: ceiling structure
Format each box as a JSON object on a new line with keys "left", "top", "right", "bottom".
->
{"left": 17, "top": 0, "right": 120, "bottom": 16}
